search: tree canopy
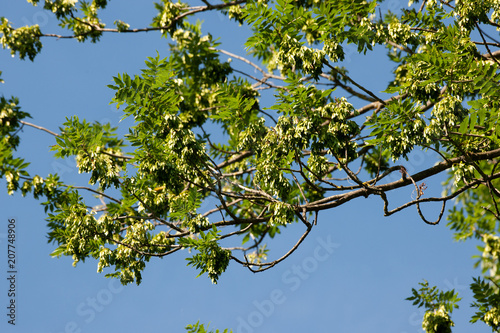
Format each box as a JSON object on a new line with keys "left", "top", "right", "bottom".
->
{"left": 1, "top": 0, "right": 500, "bottom": 331}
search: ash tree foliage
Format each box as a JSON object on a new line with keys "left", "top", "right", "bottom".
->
{"left": 2, "top": 0, "right": 500, "bottom": 331}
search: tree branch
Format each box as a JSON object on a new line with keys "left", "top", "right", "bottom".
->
{"left": 305, "top": 147, "right": 500, "bottom": 211}
{"left": 20, "top": 120, "right": 59, "bottom": 137}
{"left": 39, "top": 1, "right": 248, "bottom": 39}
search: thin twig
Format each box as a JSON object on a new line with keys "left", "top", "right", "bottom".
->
{"left": 20, "top": 120, "right": 59, "bottom": 137}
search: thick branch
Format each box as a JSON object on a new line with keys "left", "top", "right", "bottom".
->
{"left": 304, "top": 147, "right": 500, "bottom": 211}
{"left": 217, "top": 150, "right": 253, "bottom": 169}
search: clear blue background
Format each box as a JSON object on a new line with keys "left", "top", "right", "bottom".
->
{"left": 0, "top": 1, "right": 488, "bottom": 332}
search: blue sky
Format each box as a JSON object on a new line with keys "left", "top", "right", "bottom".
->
{"left": 0, "top": 1, "right": 490, "bottom": 332}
